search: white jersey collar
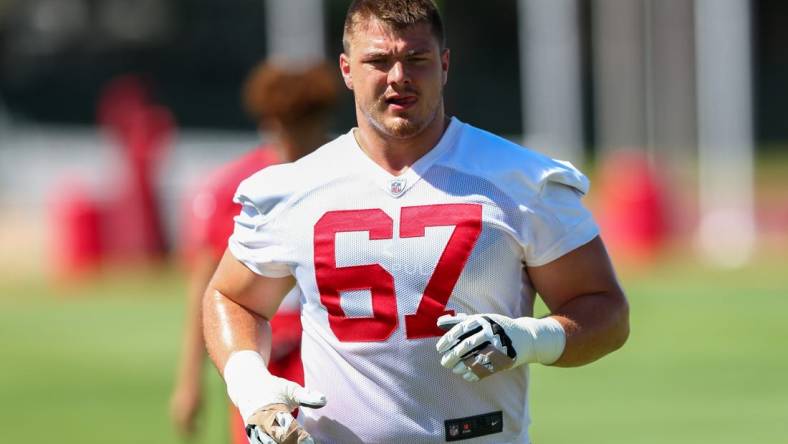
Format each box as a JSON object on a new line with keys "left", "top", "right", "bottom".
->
{"left": 345, "top": 117, "right": 463, "bottom": 198}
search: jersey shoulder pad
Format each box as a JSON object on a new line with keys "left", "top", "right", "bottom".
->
{"left": 448, "top": 122, "right": 589, "bottom": 201}
{"left": 232, "top": 134, "right": 352, "bottom": 221}
{"left": 233, "top": 162, "right": 299, "bottom": 222}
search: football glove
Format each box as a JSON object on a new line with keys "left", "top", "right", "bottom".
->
{"left": 224, "top": 351, "right": 326, "bottom": 444}
{"left": 246, "top": 404, "right": 315, "bottom": 444}
{"left": 436, "top": 313, "right": 565, "bottom": 382}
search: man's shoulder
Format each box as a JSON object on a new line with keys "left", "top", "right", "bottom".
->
{"left": 449, "top": 121, "right": 562, "bottom": 176}
{"left": 444, "top": 120, "right": 590, "bottom": 198}
{"left": 234, "top": 134, "right": 354, "bottom": 205}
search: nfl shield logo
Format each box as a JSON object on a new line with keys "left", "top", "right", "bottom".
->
{"left": 389, "top": 178, "right": 407, "bottom": 196}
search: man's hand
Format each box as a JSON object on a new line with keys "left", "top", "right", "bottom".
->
{"left": 169, "top": 376, "right": 202, "bottom": 436}
{"left": 246, "top": 404, "right": 316, "bottom": 444}
{"left": 242, "top": 377, "right": 325, "bottom": 444}
{"left": 224, "top": 351, "right": 326, "bottom": 444}
{"left": 436, "top": 313, "right": 566, "bottom": 382}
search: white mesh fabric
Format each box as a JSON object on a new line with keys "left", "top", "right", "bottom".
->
{"left": 229, "top": 118, "right": 599, "bottom": 443}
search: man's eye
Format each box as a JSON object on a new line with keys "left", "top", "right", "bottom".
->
{"left": 407, "top": 57, "right": 430, "bottom": 65}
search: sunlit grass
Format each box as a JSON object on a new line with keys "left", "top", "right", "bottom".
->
{"left": 0, "top": 254, "right": 786, "bottom": 443}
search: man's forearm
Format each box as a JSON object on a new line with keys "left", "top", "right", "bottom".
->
{"left": 547, "top": 290, "right": 629, "bottom": 367}
{"left": 203, "top": 285, "right": 326, "bottom": 426}
{"left": 202, "top": 287, "right": 273, "bottom": 374}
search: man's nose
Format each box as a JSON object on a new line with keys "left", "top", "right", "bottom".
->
{"left": 387, "top": 61, "right": 410, "bottom": 85}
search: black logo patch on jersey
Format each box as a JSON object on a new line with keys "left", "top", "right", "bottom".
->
{"left": 444, "top": 411, "right": 503, "bottom": 441}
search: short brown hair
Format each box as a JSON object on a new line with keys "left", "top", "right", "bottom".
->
{"left": 342, "top": 0, "right": 445, "bottom": 53}
{"left": 242, "top": 60, "right": 338, "bottom": 126}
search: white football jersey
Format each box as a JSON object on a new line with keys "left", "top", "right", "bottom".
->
{"left": 229, "top": 117, "right": 598, "bottom": 444}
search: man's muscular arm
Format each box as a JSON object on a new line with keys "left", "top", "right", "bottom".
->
{"left": 526, "top": 236, "right": 630, "bottom": 367}
{"left": 437, "top": 236, "right": 628, "bottom": 381}
{"left": 203, "top": 250, "right": 292, "bottom": 370}
{"left": 203, "top": 250, "right": 324, "bottom": 444}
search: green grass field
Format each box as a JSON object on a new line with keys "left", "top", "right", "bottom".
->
{"left": 0, "top": 256, "right": 786, "bottom": 443}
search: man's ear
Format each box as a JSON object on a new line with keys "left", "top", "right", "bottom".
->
{"left": 339, "top": 53, "right": 353, "bottom": 90}
{"left": 441, "top": 48, "right": 450, "bottom": 86}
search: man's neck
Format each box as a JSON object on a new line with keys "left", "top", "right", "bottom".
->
{"left": 354, "top": 110, "right": 449, "bottom": 175}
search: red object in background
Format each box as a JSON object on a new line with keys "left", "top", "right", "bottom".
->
{"left": 98, "top": 76, "right": 174, "bottom": 262}
{"left": 97, "top": 75, "right": 151, "bottom": 129}
{"left": 51, "top": 180, "right": 103, "bottom": 278}
{"left": 50, "top": 75, "right": 174, "bottom": 279}
{"left": 596, "top": 150, "right": 669, "bottom": 261}
{"left": 103, "top": 104, "right": 174, "bottom": 260}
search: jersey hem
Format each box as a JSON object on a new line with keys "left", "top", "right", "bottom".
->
{"left": 228, "top": 239, "right": 292, "bottom": 278}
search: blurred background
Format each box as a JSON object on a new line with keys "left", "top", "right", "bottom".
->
{"left": 0, "top": 1, "right": 786, "bottom": 443}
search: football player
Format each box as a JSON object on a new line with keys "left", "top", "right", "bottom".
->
{"left": 204, "top": 1, "right": 629, "bottom": 443}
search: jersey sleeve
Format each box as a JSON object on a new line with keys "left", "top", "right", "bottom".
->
{"left": 227, "top": 170, "right": 293, "bottom": 278}
{"left": 521, "top": 161, "right": 599, "bottom": 267}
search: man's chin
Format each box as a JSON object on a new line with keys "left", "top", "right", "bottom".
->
{"left": 376, "top": 116, "right": 428, "bottom": 139}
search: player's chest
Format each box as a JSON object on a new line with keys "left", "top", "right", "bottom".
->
{"left": 285, "top": 191, "right": 525, "bottom": 342}
{"left": 282, "top": 186, "right": 524, "bottom": 282}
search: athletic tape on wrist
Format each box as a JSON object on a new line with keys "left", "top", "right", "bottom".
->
{"left": 531, "top": 317, "right": 566, "bottom": 365}
{"left": 223, "top": 350, "right": 275, "bottom": 421}
{"left": 512, "top": 316, "right": 566, "bottom": 366}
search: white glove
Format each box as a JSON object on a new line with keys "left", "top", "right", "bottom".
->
{"left": 224, "top": 351, "right": 326, "bottom": 444}
{"left": 436, "top": 313, "right": 566, "bottom": 382}
{"left": 245, "top": 404, "right": 316, "bottom": 444}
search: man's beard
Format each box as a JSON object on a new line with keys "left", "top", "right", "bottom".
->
{"left": 363, "top": 92, "right": 440, "bottom": 139}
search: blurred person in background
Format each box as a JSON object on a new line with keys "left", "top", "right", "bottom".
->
{"left": 170, "top": 59, "right": 338, "bottom": 443}
{"left": 204, "top": 1, "right": 629, "bottom": 443}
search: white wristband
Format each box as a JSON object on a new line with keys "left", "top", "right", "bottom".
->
{"left": 511, "top": 316, "right": 566, "bottom": 366}
{"left": 223, "top": 350, "right": 275, "bottom": 421}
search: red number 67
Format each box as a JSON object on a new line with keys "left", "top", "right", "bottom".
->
{"left": 314, "top": 204, "right": 482, "bottom": 342}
